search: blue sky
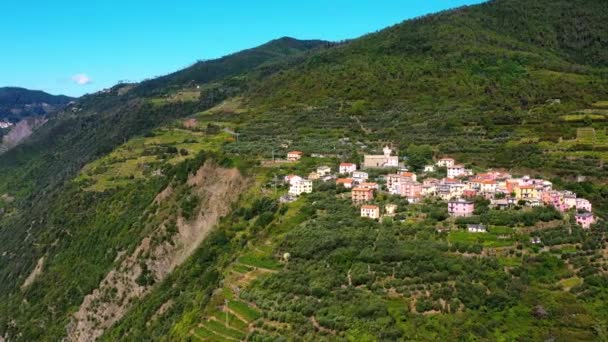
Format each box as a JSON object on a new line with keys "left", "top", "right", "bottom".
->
{"left": 1, "top": 0, "right": 486, "bottom": 97}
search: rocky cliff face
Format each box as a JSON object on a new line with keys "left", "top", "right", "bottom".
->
{"left": 0, "top": 117, "right": 47, "bottom": 153}
{"left": 67, "top": 161, "right": 251, "bottom": 341}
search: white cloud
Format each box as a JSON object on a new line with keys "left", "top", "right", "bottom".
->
{"left": 71, "top": 73, "right": 92, "bottom": 85}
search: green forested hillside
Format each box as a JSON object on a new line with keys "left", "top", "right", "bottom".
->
{"left": 1, "top": 0, "right": 608, "bottom": 341}
{"left": 250, "top": 0, "right": 608, "bottom": 108}
{"left": 134, "top": 37, "right": 330, "bottom": 96}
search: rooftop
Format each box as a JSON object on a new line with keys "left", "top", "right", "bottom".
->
{"left": 449, "top": 198, "right": 473, "bottom": 204}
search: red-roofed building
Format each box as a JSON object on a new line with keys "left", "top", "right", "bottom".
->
{"left": 352, "top": 187, "right": 374, "bottom": 203}
{"left": 360, "top": 182, "right": 379, "bottom": 190}
{"left": 287, "top": 151, "right": 303, "bottom": 161}
{"left": 463, "top": 189, "right": 477, "bottom": 198}
{"left": 336, "top": 178, "right": 354, "bottom": 189}
{"left": 339, "top": 163, "right": 357, "bottom": 174}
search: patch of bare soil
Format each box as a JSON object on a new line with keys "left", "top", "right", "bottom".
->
{"left": 21, "top": 256, "right": 45, "bottom": 290}
{"left": 153, "top": 185, "right": 173, "bottom": 204}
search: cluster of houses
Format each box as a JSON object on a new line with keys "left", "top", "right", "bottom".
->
{"left": 282, "top": 148, "right": 597, "bottom": 229}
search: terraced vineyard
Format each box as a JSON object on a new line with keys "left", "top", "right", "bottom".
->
{"left": 76, "top": 119, "right": 232, "bottom": 191}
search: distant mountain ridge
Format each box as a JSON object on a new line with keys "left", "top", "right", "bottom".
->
{"left": 0, "top": 87, "right": 74, "bottom": 122}
{"left": 134, "top": 37, "right": 331, "bottom": 95}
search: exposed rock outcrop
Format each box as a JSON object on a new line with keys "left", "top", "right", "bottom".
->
{"left": 67, "top": 161, "right": 250, "bottom": 341}
{"left": 21, "top": 256, "right": 45, "bottom": 290}
{"left": 0, "top": 116, "right": 47, "bottom": 153}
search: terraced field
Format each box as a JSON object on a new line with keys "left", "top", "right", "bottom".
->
{"left": 76, "top": 124, "right": 231, "bottom": 191}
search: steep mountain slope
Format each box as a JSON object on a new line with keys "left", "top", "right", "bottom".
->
{"left": 134, "top": 37, "right": 330, "bottom": 95}
{"left": 250, "top": 0, "right": 608, "bottom": 109}
{"left": 0, "top": 38, "right": 326, "bottom": 341}
{"left": 1, "top": 0, "right": 608, "bottom": 340}
{"left": 0, "top": 87, "right": 73, "bottom": 121}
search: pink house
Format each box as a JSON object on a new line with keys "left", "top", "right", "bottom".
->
{"left": 398, "top": 182, "right": 423, "bottom": 201}
{"left": 423, "top": 178, "right": 440, "bottom": 186}
{"left": 360, "top": 182, "right": 379, "bottom": 190}
{"left": 448, "top": 198, "right": 475, "bottom": 217}
{"left": 284, "top": 175, "right": 303, "bottom": 186}
{"left": 576, "top": 198, "right": 592, "bottom": 212}
{"left": 399, "top": 172, "right": 417, "bottom": 183}
{"left": 542, "top": 191, "right": 564, "bottom": 211}
{"left": 386, "top": 174, "right": 412, "bottom": 189}
{"left": 463, "top": 189, "right": 477, "bottom": 198}
{"left": 339, "top": 163, "right": 357, "bottom": 174}
{"left": 575, "top": 212, "right": 595, "bottom": 229}
{"left": 563, "top": 193, "right": 577, "bottom": 210}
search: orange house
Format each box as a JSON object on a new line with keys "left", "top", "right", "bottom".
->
{"left": 352, "top": 187, "right": 374, "bottom": 203}
{"left": 287, "top": 151, "right": 303, "bottom": 161}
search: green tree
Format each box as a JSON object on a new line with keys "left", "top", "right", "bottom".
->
{"left": 406, "top": 144, "right": 433, "bottom": 171}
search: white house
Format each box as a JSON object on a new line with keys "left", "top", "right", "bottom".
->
{"left": 479, "top": 180, "right": 497, "bottom": 194}
{"left": 385, "top": 204, "right": 398, "bottom": 216}
{"left": 448, "top": 183, "right": 466, "bottom": 198}
{"left": 289, "top": 179, "right": 313, "bottom": 196}
{"left": 339, "top": 163, "right": 357, "bottom": 174}
{"left": 424, "top": 165, "right": 436, "bottom": 172}
{"left": 436, "top": 158, "right": 455, "bottom": 167}
{"left": 316, "top": 166, "right": 331, "bottom": 176}
{"left": 361, "top": 205, "right": 380, "bottom": 219}
{"left": 352, "top": 171, "right": 369, "bottom": 182}
{"left": 447, "top": 164, "right": 466, "bottom": 178}
{"left": 576, "top": 198, "right": 592, "bottom": 212}
{"left": 467, "top": 224, "right": 487, "bottom": 233}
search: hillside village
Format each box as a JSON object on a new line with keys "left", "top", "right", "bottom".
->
{"left": 281, "top": 146, "right": 596, "bottom": 230}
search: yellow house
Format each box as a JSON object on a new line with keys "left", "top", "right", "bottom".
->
{"left": 514, "top": 185, "right": 538, "bottom": 200}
